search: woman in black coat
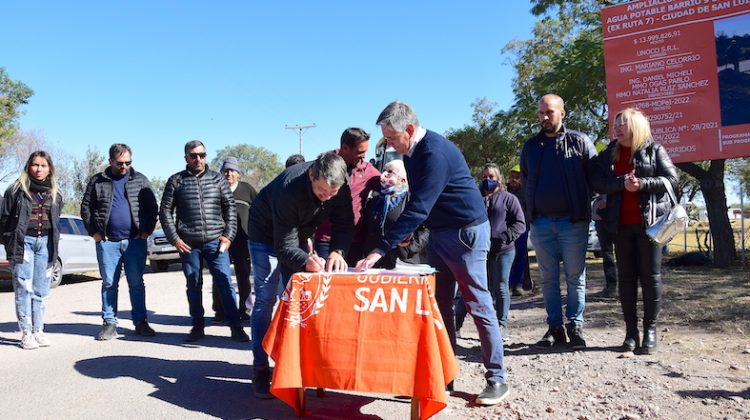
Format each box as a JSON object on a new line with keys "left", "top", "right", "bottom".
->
{"left": 592, "top": 108, "right": 678, "bottom": 354}
{"left": 0, "top": 151, "right": 63, "bottom": 350}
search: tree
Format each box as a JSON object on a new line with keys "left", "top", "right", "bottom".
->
{"left": 71, "top": 146, "right": 107, "bottom": 205}
{"left": 0, "top": 129, "right": 48, "bottom": 182}
{"left": 0, "top": 68, "right": 33, "bottom": 149}
{"left": 210, "top": 144, "right": 283, "bottom": 190}
{"left": 446, "top": 98, "right": 529, "bottom": 178}
{"left": 504, "top": 0, "right": 737, "bottom": 266}
{"left": 150, "top": 176, "right": 167, "bottom": 204}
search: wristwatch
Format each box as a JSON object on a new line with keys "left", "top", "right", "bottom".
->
{"left": 330, "top": 249, "right": 346, "bottom": 258}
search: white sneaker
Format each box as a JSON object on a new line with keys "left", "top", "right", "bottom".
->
{"left": 33, "top": 331, "right": 51, "bottom": 347}
{"left": 20, "top": 332, "right": 39, "bottom": 350}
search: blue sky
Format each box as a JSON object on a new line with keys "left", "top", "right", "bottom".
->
{"left": 3, "top": 0, "right": 538, "bottom": 181}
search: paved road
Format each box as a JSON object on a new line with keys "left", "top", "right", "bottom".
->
{"left": 0, "top": 269, "right": 420, "bottom": 419}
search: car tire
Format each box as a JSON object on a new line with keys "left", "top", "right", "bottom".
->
{"left": 50, "top": 258, "right": 63, "bottom": 288}
{"left": 151, "top": 260, "right": 169, "bottom": 272}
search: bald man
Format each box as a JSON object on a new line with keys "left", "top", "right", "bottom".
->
{"left": 519, "top": 94, "right": 596, "bottom": 351}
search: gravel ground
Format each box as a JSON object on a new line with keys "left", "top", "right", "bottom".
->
{"left": 439, "top": 261, "right": 750, "bottom": 420}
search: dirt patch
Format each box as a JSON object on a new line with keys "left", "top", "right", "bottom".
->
{"left": 448, "top": 259, "right": 750, "bottom": 419}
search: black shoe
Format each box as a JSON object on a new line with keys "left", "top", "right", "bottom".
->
{"left": 230, "top": 325, "right": 250, "bottom": 342}
{"left": 96, "top": 323, "right": 118, "bottom": 341}
{"left": 134, "top": 321, "right": 156, "bottom": 337}
{"left": 510, "top": 286, "right": 523, "bottom": 297}
{"left": 475, "top": 380, "right": 510, "bottom": 406}
{"left": 210, "top": 315, "right": 225, "bottom": 325}
{"left": 621, "top": 338, "right": 637, "bottom": 352}
{"left": 601, "top": 284, "right": 619, "bottom": 299}
{"left": 640, "top": 325, "right": 657, "bottom": 354}
{"left": 253, "top": 367, "right": 274, "bottom": 399}
{"left": 186, "top": 326, "right": 205, "bottom": 342}
{"left": 535, "top": 325, "right": 567, "bottom": 348}
{"left": 567, "top": 324, "right": 587, "bottom": 350}
{"left": 622, "top": 326, "right": 639, "bottom": 352}
{"left": 446, "top": 381, "right": 454, "bottom": 393}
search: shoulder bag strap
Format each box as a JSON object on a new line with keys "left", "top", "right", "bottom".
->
{"left": 659, "top": 176, "right": 678, "bottom": 207}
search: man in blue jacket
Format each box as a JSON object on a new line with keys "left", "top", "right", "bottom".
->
{"left": 357, "top": 101, "right": 508, "bottom": 406}
{"left": 520, "top": 94, "right": 596, "bottom": 350}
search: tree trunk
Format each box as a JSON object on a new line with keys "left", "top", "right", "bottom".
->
{"left": 676, "top": 160, "right": 736, "bottom": 267}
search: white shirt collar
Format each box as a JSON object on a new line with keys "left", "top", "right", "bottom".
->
{"left": 405, "top": 127, "right": 427, "bottom": 157}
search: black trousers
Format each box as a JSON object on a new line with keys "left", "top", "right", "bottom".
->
{"left": 213, "top": 235, "right": 252, "bottom": 317}
{"left": 614, "top": 224, "right": 662, "bottom": 332}
{"left": 595, "top": 220, "right": 618, "bottom": 288}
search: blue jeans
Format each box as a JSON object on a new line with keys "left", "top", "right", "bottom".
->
{"left": 530, "top": 216, "right": 588, "bottom": 327}
{"left": 250, "top": 241, "right": 282, "bottom": 368}
{"left": 488, "top": 248, "right": 516, "bottom": 328}
{"left": 180, "top": 239, "right": 240, "bottom": 327}
{"left": 96, "top": 238, "right": 148, "bottom": 325}
{"left": 13, "top": 235, "right": 51, "bottom": 333}
{"left": 430, "top": 221, "right": 506, "bottom": 384}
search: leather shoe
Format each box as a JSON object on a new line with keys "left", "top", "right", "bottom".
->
{"left": 535, "top": 325, "right": 567, "bottom": 348}
{"left": 640, "top": 325, "right": 657, "bottom": 354}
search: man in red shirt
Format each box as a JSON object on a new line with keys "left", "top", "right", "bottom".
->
{"left": 314, "top": 127, "right": 380, "bottom": 265}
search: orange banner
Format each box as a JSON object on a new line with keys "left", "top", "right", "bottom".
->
{"left": 263, "top": 272, "right": 459, "bottom": 419}
{"left": 602, "top": 0, "right": 750, "bottom": 163}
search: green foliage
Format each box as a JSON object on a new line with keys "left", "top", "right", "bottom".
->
{"left": 0, "top": 68, "right": 33, "bottom": 148}
{"left": 504, "top": 0, "right": 621, "bottom": 142}
{"left": 210, "top": 144, "right": 283, "bottom": 190}
{"left": 446, "top": 98, "right": 529, "bottom": 179}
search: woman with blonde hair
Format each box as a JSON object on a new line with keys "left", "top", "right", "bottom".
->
{"left": 592, "top": 108, "right": 678, "bottom": 354}
{"left": 0, "top": 151, "right": 63, "bottom": 350}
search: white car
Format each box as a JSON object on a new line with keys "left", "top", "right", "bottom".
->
{"left": 147, "top": 229, "right": 180, "bottom": 272}
{"left": 0, "top": 214, "right": 100, "bottom": 287}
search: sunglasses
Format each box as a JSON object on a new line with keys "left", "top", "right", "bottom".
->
{"left": 187, "top": 152, "right": 207, "bottom": 160}
{"left": 113, "top": 161, "right": 132, "bottom": 167}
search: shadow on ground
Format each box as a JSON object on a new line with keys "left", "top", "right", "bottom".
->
{"left": 75, "top": 355, "right": 384, "bottom": 419}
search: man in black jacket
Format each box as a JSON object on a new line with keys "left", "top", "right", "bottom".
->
{"left": 159, "top": 140, "right": 249, "bottom": 343}
{"left": 520, "top": 94, "right": 596, "bottom": 350}
{"left": 81, "top": 144, "right": 158, "bottom": 340}
{"left": 248, "top": 151, "right": 353, "bottom": 399}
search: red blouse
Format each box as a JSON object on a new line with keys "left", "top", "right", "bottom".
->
{"left": 614, "top": 147, "right": 642, "bottom": 225}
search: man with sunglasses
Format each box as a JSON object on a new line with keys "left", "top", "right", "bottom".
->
{"left": 81, "top": 143, "right": 159, "bottom": 340}
{"left": 160, "top": 140, "right": 249, "bottom": 343}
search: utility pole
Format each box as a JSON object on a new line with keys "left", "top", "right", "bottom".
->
{"left": 285, "top": 123, "right": 316, "bottom": 155}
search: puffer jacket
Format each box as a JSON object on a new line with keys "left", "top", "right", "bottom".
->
{"left": 520, "top": 126, "right": 597, "bottom": 223}
{"left": 159, "top": 166, "right": 237, "bottom": 246}
{"left": 80, "top": 167, "right": 158, "bottom": 237}
{"left": 591, "top": 139, "right": 679, "bottom": 234}
{"left": 0, "top": 184, "right": 63, "bottom": 266}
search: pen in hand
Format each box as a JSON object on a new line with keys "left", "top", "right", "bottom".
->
{"left": 306, "top": 239, "right": 326, "bottom": 272}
